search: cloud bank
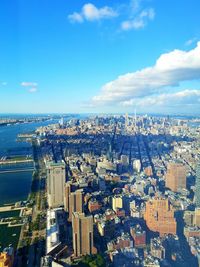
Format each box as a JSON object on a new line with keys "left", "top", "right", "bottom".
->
{"left": 92, "top": 42, "right": 200, "bottom": 107}
{"left": 121, "top": 89, "right": 200, "bottom": 107}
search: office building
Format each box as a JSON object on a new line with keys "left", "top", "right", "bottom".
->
{"left": 165, "top": 162, "right": 187, "bottom": 192}
{"left": 112, "top": 195, "right": 123, "bottom": 212}
{"left": 195, "top": 162, "right": 200, "bottom": 207}
{"left": 68, "top": 189, "right": 83, "bottom": 221}
{"left": 133, "top": 159, "right": 141, "bottom": 173}
{"left": 46, "top": 161, "right": 66, "bottom": 208}
{"left": 64, "top": 181, "right": 72, "bottom": 212}
{"left": 72, "top": 212, "right": 94, "bottom": 257}
{"left": 150, "top": 238, "right": 165, "bottom": 260}
{"left": 194, "top": 207, "right": 200, "bottom": 227}
{"left": 121, "top": 155, "right": 129, "bottom": 166}
{"left": 130, "top": 224, "right": 146, "bottom": 248}
{"left": 46, "top": 208, "right": 65, "bottom": 256}
{"left": 144, "top": 197, "right": 177, "bottom": 236}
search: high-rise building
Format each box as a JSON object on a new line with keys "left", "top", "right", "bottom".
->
{"left": 194, "top": 207, "right": 200, "bottom": 227}
{"left": 133, "top": 159, "right": 141, "bottom": 173}
{"left": 195, "top": 162, "right": 200, "bottom": 207}
{"left": 72, "top": 212, "right": 94, "bottom": 257}
{"left": 144, "top": 197, "right": 177, "bottom": 236}
{"left": 68, "top": 189, "right": 83, "bottom": 221}
{"left": 112, "top": 195, "right": 123, "bottom": 212}
{"left": 165, "top": 162, "right": 187, "bottom": 192}
{"left": 121, "top": 155, "right": 129, "bottom": 166}
{"left": 125, "top": 113, "right": 129, "bottom": 130}
{"left": 64, "top": 181, "right": 72, "bottom": 212}
{"left": 46, "top": 161, "right": 66, "bottom": 208}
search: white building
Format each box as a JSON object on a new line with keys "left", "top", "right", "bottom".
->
{"left": 46, "top": 161, "right": 66, "bottom": 208}
{"left": 133, "top": 159, "right": 141, "bottom": 173}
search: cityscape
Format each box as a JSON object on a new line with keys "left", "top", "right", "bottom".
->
{"left": 1, "top": 1, "right": 200, "bottom": 267}
{"left": 0, "top": 114, "right": 200, "bottom": 267}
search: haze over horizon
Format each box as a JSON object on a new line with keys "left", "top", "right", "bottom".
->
{"left": 1, "top": 0, "right": 200, "bottom": 114}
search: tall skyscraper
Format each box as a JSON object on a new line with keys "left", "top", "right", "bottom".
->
{"left": 134, "top": 109, "right": 137, "bottom": 128}
{"left": 46, "top": 161, "right": 66, "bottom": 208}
{"left": 68, "top": 189, "right": 84, "bottom": 221}
{"left": 64, "top": 181, "right": 72, "bottom": 212}
{"left": 125, "top": 113, "right": 129, "bottom": 133}
{"left": 195, "top": 162, "right": 200, "bottom": 207}
{"left": 144, "top": 197, "right": 177, "bottom": 236}
{"left": 72, "top": 212, "right": 94, "bottom": 257}
{"left": 165, "top": 162, "right": 187, "bottom": 192}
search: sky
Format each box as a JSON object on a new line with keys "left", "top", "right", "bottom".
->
{"left": 0, "top": 0, "right": 200, "bottom": 115}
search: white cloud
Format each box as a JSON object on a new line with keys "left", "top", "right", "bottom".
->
{"left": 92, "top": 42, "right": 200, "bottom": 105}
{"left": 21, "top": 82, "right": 38, "bottom": 87}
{"left": 68, "top": 12, "right": 84, "bottom": 23}
{"left": 185, "top": 37, "right": 197, "bottom": 46}
{"left": 121, "top": 90, "right": 200, "bottom": 107}
{"left": 130, "top": 0, "right": 142, "bottom": 12}
{"left": 121, "top": 8, "right": 155, "bottom": 30}
{"left": 68, "top": 3, "right": 118, "bottom": 23}
{"left": 21, "top": 81, "right": 38, "bottom": 93}
{"left": 28, "top": 87, "right": 38, "bottom": 93}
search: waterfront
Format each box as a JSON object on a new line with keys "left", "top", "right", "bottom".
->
{"left": 0, "top": 118, "right": 59, "bottom": 206}
{"left": 0, "top": 118, "right": 58, "bottom": 157}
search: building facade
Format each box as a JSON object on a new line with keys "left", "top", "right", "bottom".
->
{"left": 165, "top": 162, "right": 187, "bottom": 192}
{"left": 72, "top": 212, "right": 94, "bottom": 257}
{"left": 144, "top": 198, "right": 177, "bottom": 236}
{"left": 68, "top": 190, "right": 83, "bottom": 221}
{"left": 46, "top": 161, "right": 66, "bottom": 208}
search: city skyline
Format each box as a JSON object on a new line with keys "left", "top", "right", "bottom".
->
{"left": 1, "top": 0, "right": 200, "bottom": 114}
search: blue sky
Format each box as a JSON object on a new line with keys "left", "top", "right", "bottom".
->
{"left": 0, "top": 0, "right": 200, "bottom": 114}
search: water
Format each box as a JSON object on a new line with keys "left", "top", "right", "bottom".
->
{"left": 0, "top": 170, "right": 33, "bottom": 205}
{"left": 0, "top": 117, "right": 59, "bottom": 205}
{"left": 0, "top": 224, "right": 21, "bottom": 250}
{"left": 0, "top": 119, "right": 58, "bottom": 157}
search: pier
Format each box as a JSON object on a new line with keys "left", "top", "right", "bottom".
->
{"left": 0, "top": 206, "right": 24, "bottom": 212}
{"left": 0, "top": 168, "right": 34, "bottom": 174}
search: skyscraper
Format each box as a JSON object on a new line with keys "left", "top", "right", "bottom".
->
{"left": 64, "top": 181, "right": 72, "bottom": 212}
{"left": 46, "top": 161, "right": 66, "bottom": 208}
{"left": 144, "top": 197, "right": 177, "bottom": 236}
{"left": 72, "top": 212, "right": 94, "bottom": 257}
{"left": 68, "top": 189, "right": 84, "bottom": 221}
{"left": 195, "top": 162, "right": 200, "bottom": 207}
{"left": 165, "top": 162, "right": 187, "bottom": 192}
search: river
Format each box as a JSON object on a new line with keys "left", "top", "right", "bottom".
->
{"left": 0, "top": 118, "right": 58, "bottom": 205}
